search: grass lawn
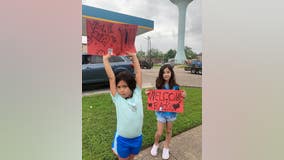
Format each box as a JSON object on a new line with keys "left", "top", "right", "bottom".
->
{"left": 82, "top": 87, "right": 202, "bottom": 160}
{"left": 152, "top": 64, "right": 162, "bottom": 69}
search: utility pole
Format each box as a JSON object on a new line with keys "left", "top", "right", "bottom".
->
{"left": 144, "top": 36, "right": 151, "bottom": 63}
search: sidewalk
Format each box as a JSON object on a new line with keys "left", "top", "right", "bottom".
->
{"left": 134, "top": 125, "right": 202, "bottom": 160}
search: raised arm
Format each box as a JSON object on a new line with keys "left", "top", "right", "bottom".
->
{"left": 127, "top": 52, "right": 142, "bottom": 88}
{"left": 103, "top": 54, "right": 116, "bottom": 96}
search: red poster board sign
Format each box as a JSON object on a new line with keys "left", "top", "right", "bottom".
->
{"left": 86, "top": 18, "right": 137, "bottom": 56}
{"left": 147, "top": 90, "right": 184, "bottom": 113}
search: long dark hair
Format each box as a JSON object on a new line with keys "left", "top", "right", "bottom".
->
{"left": 115, "top": 70, "right": 136, "bottom": 93}
{"left": 156, "top": 64, "right": 179, "bottom": 89}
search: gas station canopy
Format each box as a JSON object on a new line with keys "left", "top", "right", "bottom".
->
{"left": 82, "top": 5, "right": 154, "bottom": 36}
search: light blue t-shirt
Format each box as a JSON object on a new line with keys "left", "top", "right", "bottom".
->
{"left": 111, "top": 86, "right": 144, "bottom": 138}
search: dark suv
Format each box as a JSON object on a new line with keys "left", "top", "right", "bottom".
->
{"left": 139, "top": 60, "right": 153, "bottom": 69}
{"left": 82, "top": 54, "right": 134, "bottom": 85}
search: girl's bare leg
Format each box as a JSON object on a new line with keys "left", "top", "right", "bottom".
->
{"left": 154, "top": 121, "right": 164, "bottom": 145}
{"left": 164, "top": 122, "right": 173, "bottom": 148}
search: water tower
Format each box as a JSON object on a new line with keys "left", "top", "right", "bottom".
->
{"left": 170, "top": 0, "right": 193, "bottom": 64}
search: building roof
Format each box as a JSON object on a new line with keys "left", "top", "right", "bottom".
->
{"left": 82, "top": 5, "right": 154, "bottom": 36}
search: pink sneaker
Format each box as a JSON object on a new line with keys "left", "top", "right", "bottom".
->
{"left": 162, "top": 148, "right": 170, "bottom": 159}
{"left": 150, "top": 144, "right": 159, "bottom": 156}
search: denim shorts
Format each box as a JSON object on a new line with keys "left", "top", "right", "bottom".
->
{"left": 112, "top": 132, "right": 142, "bottom": 158}
{"left": 155, "top": 111, "right": 177, "bottom": 123}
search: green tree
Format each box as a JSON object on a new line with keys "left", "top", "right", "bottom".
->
{"left": 184, "top": 46, "right": 197, "bottom": 59}
{"left": 164, "top": 49, "right": 176, "bottom": 62}
{"left": 149, "top": 48, "right": 164, "bottom": 59}
{"left": 137, "top": 50, "right": 146, "bottom": 60}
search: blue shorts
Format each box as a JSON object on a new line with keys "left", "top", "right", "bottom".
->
{"left": 112, "top": 132, "right": 143, "bottom": 158}
{"left": 155, "top": 111, "right": 177, "bottom": 123}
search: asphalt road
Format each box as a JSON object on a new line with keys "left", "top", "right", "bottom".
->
{"left": 82, "top": 67, "right": 201, "bottom": 96}
{"left": 142, "top": 67, "right": 202, "bottom": 88}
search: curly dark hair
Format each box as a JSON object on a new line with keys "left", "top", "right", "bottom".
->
{"left": 115, "top": 70, "right": 136, "bottom": 93}
{"left": 156, "top": 64, "right": 179, "bottom": 89}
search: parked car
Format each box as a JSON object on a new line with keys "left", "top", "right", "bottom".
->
{"left": 164, "top": 58, "right": 175, "bottom": 68}
{"left": 184, "top": 59, "right": 202, "bottom": 74}
{"left": 82, "top": 54, "right": 134, "bottom": 85}
{"left": 139, "top": 60, "right": 153, "bottom": 69}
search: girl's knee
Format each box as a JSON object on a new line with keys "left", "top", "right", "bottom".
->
{"left": 156, "top": 131, "right": 163, "bottom": 137}
{"left": 166, "top": 129, "right": 172, "bottom": 135}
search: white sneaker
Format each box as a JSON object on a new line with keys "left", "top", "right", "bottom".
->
{"left": 162, "top": 148, "right": 170, "bottom": 159}
{"left": 150, "top": 144, "right": 159, "bottom": 156}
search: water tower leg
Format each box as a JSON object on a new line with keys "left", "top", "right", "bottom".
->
{"left": 175, "top": 4, "right": 188, "bottom": 64}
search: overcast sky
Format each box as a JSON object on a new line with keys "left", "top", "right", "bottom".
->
{"left": 82, "top": 0, "right": 202, "bottom": 54}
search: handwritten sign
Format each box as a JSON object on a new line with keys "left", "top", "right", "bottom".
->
{"left": 147, "top": 90, "right": 184, "bottom": 113}
{"left": 86, "top": 18, "right": 137, "bottom": 56}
